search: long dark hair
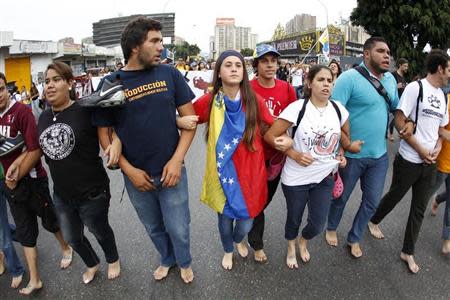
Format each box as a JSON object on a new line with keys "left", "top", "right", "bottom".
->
{"left": 206, "top": 51, "right": 260, "bottom": 151}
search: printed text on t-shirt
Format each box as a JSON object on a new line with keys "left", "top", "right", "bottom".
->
{"left": 124, "top": 80, "right": 168, "bottom": 102}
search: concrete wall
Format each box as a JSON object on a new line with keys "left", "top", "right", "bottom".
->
{"left": 30, "top": 54, "right": 53, "bottom": 82}
{"left": 0, "top": 47, "right": 8, "bottom": 73}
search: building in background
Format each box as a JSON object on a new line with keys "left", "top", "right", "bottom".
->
{"left": 210, "top": 18, "right": 258, "bottom": 60}
{"left": 2, "top": 34, "right": 58, "bottom": 91}
{"left": 93, "top": 13, "right": 175, "bottom": 47}
{"left": 285, "top": 14, "right": 317, "bottom": 35}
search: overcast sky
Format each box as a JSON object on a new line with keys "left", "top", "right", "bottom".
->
{"left": 1, "top": 0, "right": 357, "bottom": 52}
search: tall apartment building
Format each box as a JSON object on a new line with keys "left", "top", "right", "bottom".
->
{"left": 211, "top": 18, "right": 258, "bottom": 60}
{"left": 93, "top": 13, "right": 175, "bottom": 47}
{"left": 285, "top": 14, "right": 317, "bottom": 35}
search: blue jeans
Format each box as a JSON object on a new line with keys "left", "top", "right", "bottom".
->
{"left": 327, "top": 153, "right": 389, "bottom": 243}
{"left": 282, "top": 176, "right": 334, "bottom": 240}
{"left": 123, "top": 167, "right": 191, "bottom": 268}
{"left": 52, "top": 188, "right": 119, "bottom": 268}
{"left": 0, "top": 182, "right": 24, "bottom": 277}
{"left": 218, "top": 214, "right": 253, "bottom": 253}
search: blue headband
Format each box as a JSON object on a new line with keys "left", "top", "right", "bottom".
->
{"left": 217, "top": 50, "right": 245, "bottom": 66}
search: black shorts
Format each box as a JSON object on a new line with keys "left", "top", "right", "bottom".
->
{"left": 4, "top": 177, "right": 60, "bottom": 247}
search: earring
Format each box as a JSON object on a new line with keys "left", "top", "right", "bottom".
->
{"left": 69, "top": 87, "right": 72, "bottom": 91}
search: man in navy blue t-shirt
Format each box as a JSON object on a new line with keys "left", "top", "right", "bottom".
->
{"left": 93, "top": 17, "right": 196, "bottom": 283}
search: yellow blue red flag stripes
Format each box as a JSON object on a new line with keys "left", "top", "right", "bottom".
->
{"left": 200, "top": 92, "right": 250, "bottom": 219}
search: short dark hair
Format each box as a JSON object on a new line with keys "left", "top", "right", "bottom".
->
{"left": 0, "top": 72, "right": 6, "bottom": 85}
{"left": 363, "top": 36, "right": 387, "bottom": 51}
{"left": 397, "top": 58, "right": 408, "bottom": 67}
{"left": 425, "top": 49, "right": 449, "bottom": 74}
{"left": 121, "top": 17, "right": 162, "bottom": 62}
{"left": 252, "top": 55, "right": 279, "bottom": 76}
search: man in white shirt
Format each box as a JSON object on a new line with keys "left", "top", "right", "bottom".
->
{"left": 368, "top": 49, "right": 450, "bottom": 274}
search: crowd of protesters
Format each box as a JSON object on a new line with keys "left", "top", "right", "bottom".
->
{"left": 0, "top": 16, "right": 449, "bottom": 297}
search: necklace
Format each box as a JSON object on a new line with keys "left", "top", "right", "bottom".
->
{"left": 312, "top": 102, "right": 328, "bottom": 117}
{"left": 52, "top": 100, "right": 73, "bottom": 121}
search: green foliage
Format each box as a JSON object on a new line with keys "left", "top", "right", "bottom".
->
{"left": 172, "top": 42, "right": 201, "bottom": 60}
{"left": 350, "top": 0, "right": 450, "bottom": 77}
{"left": 240, "top": 48, "right": 254, "bottom": 57}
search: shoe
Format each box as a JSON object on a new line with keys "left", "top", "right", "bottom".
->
{"left": 0, "top": 133, "right": 25, "bottom": 157}
{"left": 78, "top": 77, "right": 126, "bottom": 108}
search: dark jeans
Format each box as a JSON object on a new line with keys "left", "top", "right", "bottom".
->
{"left": 371, "top": 154, "right": 437, "bottom": 255}
{"left": 282, "top": 176, "right": 334, "bottom": 240}
{"left": 248, "top": 166, "right": 281, "bottom": 251}
{"left": 52, "top": 187, "right": 119, "bottom": 267}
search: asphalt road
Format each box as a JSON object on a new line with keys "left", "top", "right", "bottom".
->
{"left": 1, "top": 126, "right": 449, "bottom": 299}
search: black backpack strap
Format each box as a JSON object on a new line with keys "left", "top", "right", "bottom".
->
{"left": 354, "top": 66, "right": 391, "bottom": 106}
{"left": 292, "top": 98, "right": 308, "bottom": 138}
{"left": 330, "top": 100, "right": 342, "bottom": 123}
{"left": 413, "top": 80, "right": 423, "bottom": 134}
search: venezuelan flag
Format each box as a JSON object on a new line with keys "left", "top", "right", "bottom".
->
{"left": 200, "top": 92, "right": 251, "bottom": 219}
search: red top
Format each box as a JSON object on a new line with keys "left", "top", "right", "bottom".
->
{"left": 250, "top": 78, "right": 297, "bottom": 160}
{"left": 194, "top": 92, "right": 274, "bottom": 217}
{"left": 0, "top": 101, "right": 47, "bottom": 178}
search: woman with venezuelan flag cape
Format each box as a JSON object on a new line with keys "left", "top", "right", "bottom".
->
{"left": 193, "top": 50, "right": 276, "bottom": 270}
{"left": 264, "top": 65, "right": 350, "bottom": 270}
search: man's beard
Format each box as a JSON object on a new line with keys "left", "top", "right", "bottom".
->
{"left": 369, "top": 60, "right": 388, "bottom": 74}
{"left": 138, "top": 53, "right": 158, "bottom": 70}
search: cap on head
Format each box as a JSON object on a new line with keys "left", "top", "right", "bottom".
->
{"left": 253, "top": 44, "right": 281, "bottom": 59}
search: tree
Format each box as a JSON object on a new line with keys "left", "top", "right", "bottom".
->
{"left": 350, "top": 0, "right": 450, "bottom": 78}
{"left": 172, "top": 41, "right": 201, "bottom": 60}
{"left": 240, "top": 48, "right": 254, "bottom": 57}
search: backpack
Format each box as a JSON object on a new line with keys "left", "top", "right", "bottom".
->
{"left": 354, "top": 66, "right": 391, "bottom": 137}
{"left": 291, "top": 98, "right": 342, "bottom": 138}
{"left": 413, "top": 80, "right": 448, "bottom": 134}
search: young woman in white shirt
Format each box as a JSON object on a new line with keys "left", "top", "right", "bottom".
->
{"left": 264, "top": 65, "right": 350, "bottom": 269}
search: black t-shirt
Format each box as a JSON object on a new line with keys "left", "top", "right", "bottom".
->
{"left": 38, "top": 102, "right": 109, "bottom": 200}
{"left": 391, "top": 71, "right": 407, "bottom": 97}
{"left": 92, "top": 64, "right": 195, "bottom": 176}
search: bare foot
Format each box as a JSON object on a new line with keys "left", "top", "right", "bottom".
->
{"left": 431, "top": 198, "right": 439, "bottom": 216}
{"left": 286, "top": 240, "right": 298, "bottom": 269}
{"left": 83, "top": 264, "right": 100, "bottom": 284}
{"left": 298, "top": 237, "right": 310, "bottom": 263}
{"left": 236, "top": 241, "right": 248, "bottom": 258}
{"left": 254, "top": 249, "right": 268, "bottom": 263}
{"left": 153, "top": 265, "right": 170, "bottom": 281}
{"left": 108, "top": 260, "right": 121, "bottom": 280}
{"left": 60, "top": 246, "right": 73, "bottom": 269}
{"left": 347, "top": 243, "right": 363, "bottom": 258}
{"left": 19, "top": 281, "right": 43, "bottom": 295}
{"left": 368, "top": 222, "right": 385, "bottom": 239}
{"left": 442, "top": 240, "right": 450, "bottom": 255}
{"left": 180, "top": 267, "right": 194, "bottom": 283}
{"left": 222, "top": 253, "right": 233, "bottom": 270}
{"left": 0, "top": 251, "right": 4, "bottom": 275}
{"left": 400, "top": 252, "right": 420, "bottom": 274}
{"left": 11, "top": 274, "right": 23, "bottom": 289}
{"left": 325, "top": 230, "right": 338, "bottom": 247}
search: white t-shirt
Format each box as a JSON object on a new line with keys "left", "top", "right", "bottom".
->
{"left": 291, "top": 68, "right": 303, "bottom": 87}
{"left": 279, "top": 99, "right": 349, "bottom": 186}
{"left": 398, "top": 79, "right": 449, "bottom": 163}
